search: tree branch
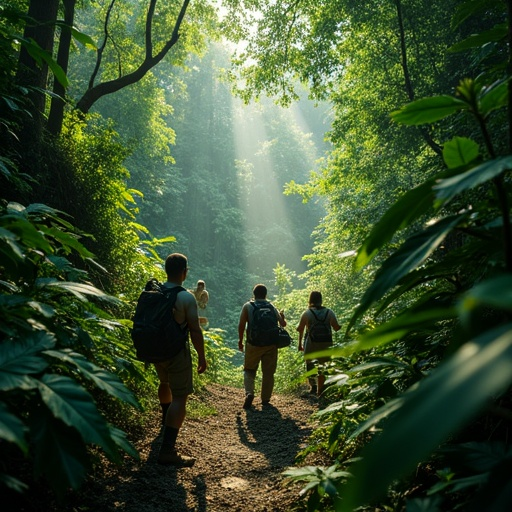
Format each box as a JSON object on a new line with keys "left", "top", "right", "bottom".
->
{"left": 89, "top": 0, "right": 116, "bottom": 90}
{"left": 76, "top": 0, "right": 190, "bottom": 114}
{"left": 394, "top": 0, "right": 442, "bottom": 156}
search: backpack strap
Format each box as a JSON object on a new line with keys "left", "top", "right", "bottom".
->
{"left": 250, "top": 300, "right": 278, "bottom": 320}
{"left": 162, "top": 284, "right": 186, "bottom": 297}
{"left": 310, "top": 307, "right": 329, "bottom": 323}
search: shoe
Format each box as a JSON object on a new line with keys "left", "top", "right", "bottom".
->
{"left": 158, "top": 448, "right": 195, "bottom": 467}
{"left": 243, "top": 394, "right": 254, "bottom": 409}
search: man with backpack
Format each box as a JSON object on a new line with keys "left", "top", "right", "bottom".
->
{"left": 153, "top": 253, "right": 207, "bottom": 466}
{"left": 238, "top": 284, "right": 286, "bottom": 409}
{"left": 297, "top": 291, "right": 341, "bottom": 397}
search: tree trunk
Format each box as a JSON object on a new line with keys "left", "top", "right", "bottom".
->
{"left": 16, "top": 0, "right": 59, "bottom": 144}
{"left": 48, "top": 0, "right": 76, "bottom": 136}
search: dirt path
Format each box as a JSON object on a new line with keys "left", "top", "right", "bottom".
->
{"left": 79, "top": 384, "right": 319, "bottom": 512}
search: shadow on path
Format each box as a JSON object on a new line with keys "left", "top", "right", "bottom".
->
{"left": 236, "top": 403, "right": 312, "bottom": 468}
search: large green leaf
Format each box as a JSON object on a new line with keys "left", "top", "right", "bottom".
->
{"left": 349, "top": 215, "right": 465, "bottom": 331}
{"left": 459, "top": 275, "right": 512, "bottom": 328}
{"left": 355, "top": 180, "right": 435, "bottom": 270}
{"left": 433, "top": 156, "right": 512, "bottom": 205}
{"left": 22, "top": 37, "right": 69, "bottom": 87}
{"left": 38, "top": 280, "right": 121, "bottom": 304}
{"left": 30, "top": 407, "right": 90, "bottom": 496}
{"left": 373, "top": 236, "right": 493, "bottom": 317}
{"left": 0, "top": 402, "right": 27, "bottom": 452}
{"left": 390, "top": 96, "right": 467, "bottom": 126}
{"left": 348, "top": 357, "right": 411, "bottom": 373}
{"left": 0, "top": 333, "right": 54, "bottom": 391}
{"left": 36, "top": 374, "right": 119, "bottom": 461}
{"left": 108, "top": 425, "right": 139, "bottom": 460}
{"left": 338, "top": 323, "right": 512, "bottom": 511}
{"left": 355, "top": 167, "right": 464, "bottom": 269}
{"left": 1, "top": 214, "right": 53, "bottom": 253}
{"left": 461, "top": 275, "right": 512, "bottom": 311}
{"left": 24, "top": 203, "right": 72, "bottom": 226}
{"left": 39, "top": 226, "right": 95, "bottom": 258}
{"left": 68, "top": 25, "right": 97, "bottom": 49}
{"left": 350, "top": 306, "right": 456, "bottom": 351}
{"left": 442, "top": 137, "right": 480, "bottom": 169}
{"left": 451, "top": 0, "right": 504, "bottom": 29}
{"left": 44, "top": 349, "right": 141, "bottom": 409}
{"left": 448, "top": 23, "right": 507, "bottom": 53}
{"left": 479, "top": 79, "right": 509, "bottom": 116}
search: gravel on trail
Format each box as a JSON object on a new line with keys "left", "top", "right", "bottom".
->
{"left": 76, "top": 383, "right": 321, "bottom": 512}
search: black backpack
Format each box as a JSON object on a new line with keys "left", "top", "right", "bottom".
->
{"left": 249, "top": 301, "right": 280, "bottom": 346}
{"left": 308, "top": 308, "right": 332, "bottom": 344}
{"left": 131, "top": 279, "right": 188, "bottom": 362}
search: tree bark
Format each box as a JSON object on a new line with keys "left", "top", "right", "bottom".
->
{"left": 16, "top": 0, "right": 59, "bottom": 143}
{"left": 48, "top": 0, "right": 76, "bottom": 136}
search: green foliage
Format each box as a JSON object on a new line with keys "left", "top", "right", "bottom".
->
{"left": 228, "top": 1, "right": 512, "bottom": 511}
{"left": 283, "top": 465, "right": 351, "bottom": 511}
{"left": 334, "top": 3, "right": 512, "bottom": 510}
{"left": 0, "top": 201, "right": 141, "bottom": 498}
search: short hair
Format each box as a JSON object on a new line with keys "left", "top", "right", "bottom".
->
{"left": 197, "top": 280, "right": 205, "bottom": 287}
{"left": 309, "top": 291, "right": 323, "bottom": 307}
{"left": 252, "top": 284, "right": 267, "bottom": 300}
{"left": 165, "top": 253, "right": 188, "bottom": 279}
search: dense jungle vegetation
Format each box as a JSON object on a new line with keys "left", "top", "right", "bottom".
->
{"left": 2, "top": 0, "right": 512, "bottom": 510}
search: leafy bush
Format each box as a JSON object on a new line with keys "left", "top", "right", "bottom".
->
{"left": 0, "top": 201, "right": 142, "bottom": 499}
{"left": 287, "top": 2, "right": 512, "bottom": 510}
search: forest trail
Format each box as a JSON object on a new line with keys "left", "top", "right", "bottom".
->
{"left": 78, "top": 384, "right": 319, "bottom": 512}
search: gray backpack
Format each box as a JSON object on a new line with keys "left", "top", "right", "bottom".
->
{"left": 308, "top": 308, "right": 332, "bottom": 343}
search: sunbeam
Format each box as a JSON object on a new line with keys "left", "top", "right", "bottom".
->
{"left": 232, "top": 96, "right": 324, "bottom": 286}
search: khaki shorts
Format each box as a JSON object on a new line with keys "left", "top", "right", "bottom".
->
{"left": 153, "top": 344, "right": 193, "bottom": 397}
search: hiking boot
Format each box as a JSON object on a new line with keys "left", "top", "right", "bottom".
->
{"left": 243, "top": 393, "right": 254, "bottom": 409}
{"left": 158, "top": 448, "right": 195, "bottom": 467}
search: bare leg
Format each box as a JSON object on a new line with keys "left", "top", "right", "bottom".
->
{"left": 158, "top": 382, "right": 172, "bottom": 404}
{"left": 164, "top": 394, "right": 188, "bottom": 428}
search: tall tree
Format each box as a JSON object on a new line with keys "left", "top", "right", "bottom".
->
{"left": 15, "top": 0, "right": 216, "bottom": 141}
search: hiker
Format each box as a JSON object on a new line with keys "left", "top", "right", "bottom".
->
{"left": 191, "top": 279, "right": 209, "bottom": 309}
{"left": 297, "top": 291, "right": 341, "bottom": 396}
{"left": 238, "top": 284, "right": 286, "bottom": 409}
{"left": 156, "top": 253, "right": 207, "bottom": 467}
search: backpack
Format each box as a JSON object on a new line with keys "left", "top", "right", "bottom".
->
{"left": 249, "top": 301, "right": 280, "bottom": 346}
{"left": 308, "top": 308, "right": 332, "bottom": 344}
{"left": 131, "top": 279, "right": 188, "bottom": 362}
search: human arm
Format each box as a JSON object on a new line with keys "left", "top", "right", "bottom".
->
{"left": 296, "top": 312, "right": 307, "bottom": 351}
{"left": 329, "top": 309, "right": 341, "bottom": 332}
{"left": 238, "top": 304, "right": 248, "bottom": 352}
{"left": 277, "top": 308, "right": 286, "bottom": 327}
{"left": 180, "top": 291, "right": 207, "bottom": 373}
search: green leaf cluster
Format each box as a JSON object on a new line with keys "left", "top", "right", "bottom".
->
{"left": 0, "top": 200, "right": 141, "bottom": 498}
